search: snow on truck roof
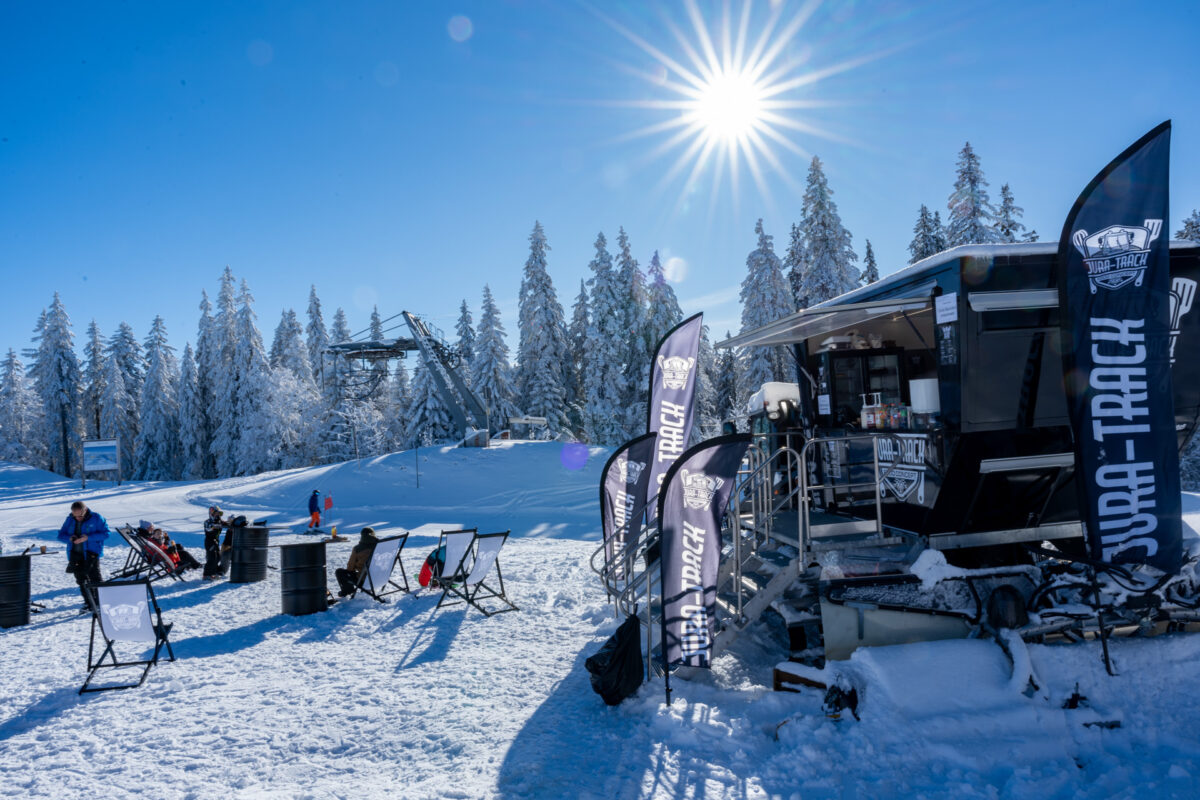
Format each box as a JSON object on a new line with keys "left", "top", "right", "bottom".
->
{"left": 718, "top": 239, "right": 1198, "bottom": 350}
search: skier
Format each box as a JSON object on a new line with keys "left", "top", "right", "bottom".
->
{"left": 57, "top": 501, "right": 110, "bottom": 610}
{"left": 308, "top": 490, "right": 321, "bottom": 530}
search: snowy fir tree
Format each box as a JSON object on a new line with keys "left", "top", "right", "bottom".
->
{"left": 861, "top": 240, "right": 880, "bottom": 285}
{"left": 908, "top": 204, "right": 942, "bottom": 263}
{"left": 515, "top": 221, "right": 569, "bottom": 433}
{"left": 995, "top": 183, "right": 1028, "bottom": 243}
{"left": 644, "top": 250, "right": 683, "bottom": 350}
{"left": 406, "top": 361, "right": 457, "bottom": 445}
{"left": 192, "top": 291, "right": 220, "bottom": 479}
{"left": 82, "top": 320, "right": 106, "bottom": 439}
{"left": 133, "top": 316, "right": 181, "bottom": 480}
{"left": 565, "top": 279, "right": 590, "bottom": 435}
{"left": 616, "top": 227, "right": 651, "bottom": 438}
{"left": 326, "top": 307, "right": 353, "bottom": 402}
{"left": 1178, "top": 210, "right": 1200, "bottom": 242}
{"left": 797, "top": 157, "right": 859, "bottom": 306}
{"left": 306, "top": 285, "right": 329, "bottom": 386}
{"left": 946, "top": 142, "right": 1001, "bottom": 247}
{"left": 0, "top": 350, "right": 44, "bottom": 467}
{"left": 272, "top": 308, "right": 314, "bottom": 385}
{"left": 210, "top": 267, "right": 241, "bottom": 477}
{"left": 455, "top": 299, "right": 476, "bottom": 378}
{"left": 177, "top": 344, "right": 206, "bottom": 479}
{"left": 319, "top": 396, "right": 357, "bottom": 464}
{"left": 471, "top": 284, "right": 521, "bottom": 431}
{"left": 232, "top": 280, "right": 280, "bottom": 475}
{"left": 784, "top": 223, "right": 807, "bottom": 309}
{"left": 385, "top": 360, "right": 413, "bottom": 452}
{"left": 366, "top": 306, "right": 391, "bottom": 412}
{"left": 713, "top": 332, "right": 742, "bottom": 426}
{"left": 932, "top": 210, "right": 949, "bottom": 254}
{"left": 694, "top": 325, "right": 720, "bottom": 441}
{"left": 32, "top": 293, "right": 83, "bottom": 475}
{"left": 582, "top": 231, "right": 627, "bottom": 445}
{"left": 107, "top": 321, "right": 145, "bottom": 400}
{"left": 99, "top": 355, "right": 136, "bottom": 475}
{"left": 739, "top": 220, "right": 795, "bottom": 391}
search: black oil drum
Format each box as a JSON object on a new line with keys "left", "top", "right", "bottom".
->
{"left": 0, "top": 554, "right": 31, "bottom": 629}
{"left": 229, "top": 527, "right": 270, "bottom": 584}
{"left": 280, "top": 542, "right": 327, "bottom": 616}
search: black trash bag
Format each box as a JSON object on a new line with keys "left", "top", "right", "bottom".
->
{"left": 585, "top": 614, "right": 643, "bottom": 706}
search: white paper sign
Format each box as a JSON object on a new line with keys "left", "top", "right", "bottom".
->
{"left": 817, "top": 394, "right": 831, "bottom": 415}
{"left": 935, "top": 292, "right": 958, "bottom": 324}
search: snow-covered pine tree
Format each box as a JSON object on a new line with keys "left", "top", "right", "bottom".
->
{"left": 82, "top": 321, "right": 106, "bottom": 439}
{"left": 272, "top": 308, "right": 314, "bottom": 385}
{"left": 406, "top": 361, "right": 457, "bottom": 445}
{"left": 713, "top": 332, "right": 741, "bottom": 426}
{"left": 0, "top": 349, "right": 45, "bottom": 467}
{"left": 385, "top": 359, "right": 413, "bottom": 452}
{"left": 739, "top": 219, "right": 796, "bottom": 390}
{"left": 694, "top": 325, "right": 720, "bottom": 442}
{"left": 995, "top": 183, "right": 1029, "bottom": 243}
{"left": 210, "top": 267, "right": 240, "bottom": 477}
{"left": 193, "top": 291, "right": 220, "bottom": 479}
{"left": 798, "top": 157, "right": 859, "bottom": 305}
{"left": 99, "top": 354, "right": 136, "bottom": 477}
{"left": 616, "top": 227, "right": 651, "bottom": 438}
{"left": 133, "top": 316, "right": 181, "bottom": 480}
{"left": 515, "top": 222, "right": 570, "bottom": 434}
{"left": 565, "top": 279, "right": 589, "bottom": 436}
{"left": 327, "top": 307, "right": 352, "bottom": 401}
{"left": 908, "top": 204, "right": 941, "bottom": 263}
{"left": 178, "top": 344, "right": 206, "bottom": 479}
{"left": 1178, "top": 209, "right": 1200, "bottom": 241}
{"left": 455, "top": 299, "right": 476, "bottom": 379}
{"left": 107, "top": 321, "right": 145, "bottom": 399}
{"left": 471, "top": 284, "right": 522, "bottom": 432}
{"left": 644, "top": 250, "right": 683, "bottom": 349}
{"left": 306, "top": 285, "right": 329, "bottom": 386}
{"left": 33, "top": 294, "right": 83, "bottom": 476}
{"left": 946, "top": 142, "right": 1001, "bottom": 247}
{"left": 366, "top": 306, "right": 390, "bottom": 414}
{"left": 232, "top": 280, "right": 280, "bottom": 475}
{"left": 861, "top": 240, "right": 880, "bottom": 285}
{"left": 784, "top": 223, "right": 807, "bottom": 309}
{"left": 582, "top": 232, "right": 627, "bottom": 445}
{"left": 932, "top": 210, "right": 949, "bottom": 253}
{"left": 319, "top": 396, "right": 356, "bottom": 464}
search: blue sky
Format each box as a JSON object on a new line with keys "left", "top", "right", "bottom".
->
{"left": 2, "top": 0, "right": 1198, "bottom": 358}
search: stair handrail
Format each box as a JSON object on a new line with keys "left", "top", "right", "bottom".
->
{"left": 798, "top": 432, "right": 905, "bottom": 555}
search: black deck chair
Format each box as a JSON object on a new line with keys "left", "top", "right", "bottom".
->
{"left": 352, "top": 532, "right": 410, "bottom": 602}
{"left": 80, "top": 579, "right": 176, "bottom": 694}
{"left": 111, "top": 525, "right": 184, "bottom": 583}
{"left": 436, "top": 530, "right": 518, "bottom": 617}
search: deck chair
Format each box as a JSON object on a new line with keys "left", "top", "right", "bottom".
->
{"left": 80, "top": 579, "right": 175, "bottom": 694}
{"left": 436, "top": 528, "right": 477, "bottom": 588}
{"left": 111, "top": 525, "right": 182, "bottom": 582}
{"left": 436, "top": 530, "right": 518, "bottom": 617}
{"left": 353, "top": 533, "right": 410, "bottom": 602}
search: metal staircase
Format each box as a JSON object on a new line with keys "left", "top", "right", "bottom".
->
{"left": 591, "top": 431, "right": 905, "bottom": 679}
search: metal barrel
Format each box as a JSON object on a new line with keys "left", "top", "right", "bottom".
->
{"left": 280, "top": 542, "right": 327, "bottom": 616}
{"left": 229, "top": 527, "right": 270, "bottom": 584}
{"left": 0, "top": 555, "right": 31, "bottom": 628}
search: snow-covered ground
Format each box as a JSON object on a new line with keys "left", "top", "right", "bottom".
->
{"left": 2, "top": 441, "right": 1200, "bottom": 799}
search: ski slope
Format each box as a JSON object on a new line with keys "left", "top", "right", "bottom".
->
{"left": 2, "top": 441, "right": 1200, "bottom": 799}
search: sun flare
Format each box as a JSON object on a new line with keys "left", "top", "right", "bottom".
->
{"left": 692, "top": 68, "right": 765, "bottom": 143}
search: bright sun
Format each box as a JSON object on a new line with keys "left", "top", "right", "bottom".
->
{"left": 692, "top": 69, "right": 765, "bottom": 144}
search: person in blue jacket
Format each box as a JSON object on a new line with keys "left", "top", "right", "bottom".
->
{"left": 308, "top": 489, "right": 321, "bottom": 530}
{"left": 57, "top": 500, "right": 110, "bottom": 608}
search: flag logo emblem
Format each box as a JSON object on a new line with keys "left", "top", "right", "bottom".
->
{"left": 680, "top": 469, "right": 724, "bottom": 510}
{"left": 1071, "top": 220, "right": 1162, "bottom": 293}
{"left": 104, "top": 601, "right": 145, "bottom": 632}
{"left": 657, "top": 355, "right": 696, "bottom": 390}
{"left": 619, "top": 459, "right": 646, "bottom": 485}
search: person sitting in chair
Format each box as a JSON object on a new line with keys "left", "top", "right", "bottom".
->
{"left": 152, "top": 527, "right": 202, "bottom": 573}
{"left": 334, "top": 527, "right": 378, "bottom": 597}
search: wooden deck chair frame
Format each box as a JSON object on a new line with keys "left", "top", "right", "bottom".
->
{"left": 436, "top": 530, "right": 518, "bottom": 617}
{"left": 353, "top": 532, "right": 410, "bottom": 602}
{"left": 80, "top": 579, "right": 176, "bottom": 694}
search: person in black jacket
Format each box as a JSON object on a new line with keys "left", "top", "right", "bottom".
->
{"left": 202, "top": 505, "right": 229, "bottom": 580}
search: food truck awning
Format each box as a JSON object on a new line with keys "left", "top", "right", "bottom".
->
{"left": 716, "top": 294, "right": 933, "bottom": 350}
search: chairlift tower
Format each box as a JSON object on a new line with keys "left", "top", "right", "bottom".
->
{"left": 324, "top": 310, "right": 490, "bottom": 440}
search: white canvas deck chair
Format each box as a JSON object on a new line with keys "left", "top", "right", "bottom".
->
{"left": 111, "top": 525, "right": 183, "bottom": 583}
{"left": 353, "top": 533, "right": 409, "bottom": 602}
{"left": 436, "top": 530, "right": 518, "bottom": 617}
{"left": 80, "top": 579, "right": 176, "bottom": 694}
{"left": 434, "top": 528, "right": 477, "bottom": 589}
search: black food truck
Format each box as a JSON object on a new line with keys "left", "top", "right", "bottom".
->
{"left": 720, "top": 241, "right": 1200, "bottom": 659}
